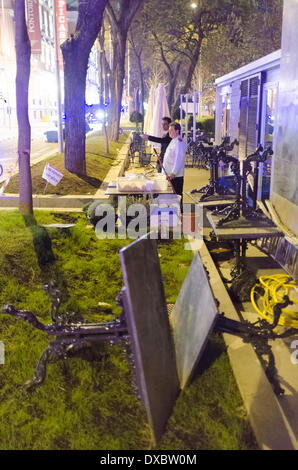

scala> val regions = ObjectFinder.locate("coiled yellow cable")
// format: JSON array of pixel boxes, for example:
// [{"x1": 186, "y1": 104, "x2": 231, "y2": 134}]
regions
[{"x1": 251, "y1": 274, "x2": 298, "y2": 329}]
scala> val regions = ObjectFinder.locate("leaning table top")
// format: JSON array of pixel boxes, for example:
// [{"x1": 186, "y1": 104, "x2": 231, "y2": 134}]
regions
[
  {"x1": 207, "y1": 212, "x2": 283, "y2": 240},
  {"x1": 185, "y1": 192, "x2": 237, "y2": 206}
]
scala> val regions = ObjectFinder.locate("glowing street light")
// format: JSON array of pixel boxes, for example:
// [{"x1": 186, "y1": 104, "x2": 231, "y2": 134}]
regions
[{"x1": 190, "y1": 2, "x2": 197, "y2": 8}]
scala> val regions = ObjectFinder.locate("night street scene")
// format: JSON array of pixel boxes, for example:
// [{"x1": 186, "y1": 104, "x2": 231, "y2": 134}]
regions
[{"x1": 0, "y1": 0, "x2": 298, "y2": 456}]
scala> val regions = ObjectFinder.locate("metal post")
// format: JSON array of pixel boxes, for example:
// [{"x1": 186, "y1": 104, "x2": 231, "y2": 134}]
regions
[
  {"x1": 127, "y1": 41, "x2": 132, "y2": 117},
  {"x1": 252, "y1": 161, "x2": 259, "y2": 210},
  {"x1": 107, "y1": 73, "x2": 111, "y2": 102},
  {"x1": 185, "y1": 93, "x2": 189, "y2": 143},
  {"x1": 198, "y1": 62, "x2": 202, "y2": 119},
  {"x1": 193, "y1": 91, "x2": 197, "y2": 142},
  {"x1": 241, "y1": 160, "x2": 246, "y2": 217},
  {"x1": 180, "y1": 94, "x2": 183, "y2": 136},
  {"x1": 53, "y1": 0, "x2": 63, "y2": 154},
  {"x1": 257, "y1": 162, "x2": 264, "y2": 200},
  {"x1": 103, "y1": 73, "x2": 106, "y2": 104}
]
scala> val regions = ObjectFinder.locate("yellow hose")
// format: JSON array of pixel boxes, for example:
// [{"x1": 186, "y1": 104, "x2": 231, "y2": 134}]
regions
[{"x1": 251, "y1": 274, "x2": 298, "y2": 329}]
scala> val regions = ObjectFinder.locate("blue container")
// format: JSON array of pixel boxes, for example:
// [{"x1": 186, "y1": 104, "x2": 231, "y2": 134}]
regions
[{"x1": 44, "y1": 130, "x2": 58, "y2": 143}]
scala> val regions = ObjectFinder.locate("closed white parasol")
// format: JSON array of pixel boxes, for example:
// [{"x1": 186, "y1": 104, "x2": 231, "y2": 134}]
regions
[
  {"x1": 149, "y1": 83, "x2": 170, "y2": 138},
  {"x1": 144, "y1": 85, "x2": 156, "y2": 135}
]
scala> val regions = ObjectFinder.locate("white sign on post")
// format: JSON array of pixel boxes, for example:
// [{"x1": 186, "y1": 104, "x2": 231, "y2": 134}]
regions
[{"x1": 42, "y1": 163, "x2": 64, "y2": 186}]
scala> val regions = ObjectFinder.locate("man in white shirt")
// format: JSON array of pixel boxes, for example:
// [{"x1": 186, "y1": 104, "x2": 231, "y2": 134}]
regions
[{"x1": 163, "y1": 122, "x2": 187, "y2": 199}]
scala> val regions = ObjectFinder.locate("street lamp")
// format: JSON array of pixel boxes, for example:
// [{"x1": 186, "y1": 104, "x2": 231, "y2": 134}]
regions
[{"x1": 190, "y1": 2, "x2": 197, "y2": 8}]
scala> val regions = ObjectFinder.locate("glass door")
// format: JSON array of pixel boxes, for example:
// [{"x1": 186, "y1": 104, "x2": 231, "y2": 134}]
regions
[
  {"x1": 221, "y1": 93, "x2": 231, "y2": 139},
  {"x1": 258, "y1": 82, "x2": 279, "y2": 199}
]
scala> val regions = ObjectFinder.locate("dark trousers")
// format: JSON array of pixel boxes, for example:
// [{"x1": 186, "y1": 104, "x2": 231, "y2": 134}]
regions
[
  {"x1": 157, "y1": 155, "x2": 164, "y2": 173},
  {"x1": 171, "y1": 176, "x2": 184, "y2": 212}
]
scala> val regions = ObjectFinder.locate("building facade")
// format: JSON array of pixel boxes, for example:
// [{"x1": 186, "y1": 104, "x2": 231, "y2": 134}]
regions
[
  {"x1": 0, "y1": 0, "x2": 17, "y2": 131},
  {"x1": 215, "y1": 36, "x2": 298, "y2": 237},
  {"x1": 0, "y1": 0, "x2": 100, "y2": 132},
  {"x1": 214, "y1": 50, "x2": 281, "y2": 161}
]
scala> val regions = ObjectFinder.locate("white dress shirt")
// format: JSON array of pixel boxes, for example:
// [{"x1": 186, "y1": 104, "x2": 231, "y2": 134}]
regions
[{"x1": 163, "y1": 136, "x2": 187, "y2": 177}]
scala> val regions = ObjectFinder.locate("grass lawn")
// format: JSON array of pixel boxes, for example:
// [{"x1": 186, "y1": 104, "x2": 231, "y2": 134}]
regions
[
  {"x1": 5, "y1": 132, "x2": 129, "y2": 196},
  {"x1": 0, "y1": 210, "x2": 258, "y2": 450}
]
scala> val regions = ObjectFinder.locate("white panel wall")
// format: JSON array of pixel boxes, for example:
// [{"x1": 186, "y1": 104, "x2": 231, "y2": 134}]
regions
[{"x1": 271, "y1": 0, "x2": 298, "y2": 236}]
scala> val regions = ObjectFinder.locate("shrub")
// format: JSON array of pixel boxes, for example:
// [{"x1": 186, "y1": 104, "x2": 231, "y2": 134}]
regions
[
  {"x1": 202, "y1": 117, "x2": 215, "y2": 134},
  {"x1": 83, "y1": 199, "x2": 116, "y2": 226},
  {"x1": 187, "y1": 116, "x2": 215, "y2": 134},
  {"x1": 187, "y1": 115, "x2": 201, "y2": 131}
]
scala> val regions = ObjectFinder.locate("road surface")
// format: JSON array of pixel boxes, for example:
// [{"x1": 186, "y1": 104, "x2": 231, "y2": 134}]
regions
[{"x1": 0, "y1": 125, "x2": 59, "y2": 183}]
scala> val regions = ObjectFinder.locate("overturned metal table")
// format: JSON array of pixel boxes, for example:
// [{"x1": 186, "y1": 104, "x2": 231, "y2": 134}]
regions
[{"x1": 207, "y1": 212, "x2": 283, "y2": 277}]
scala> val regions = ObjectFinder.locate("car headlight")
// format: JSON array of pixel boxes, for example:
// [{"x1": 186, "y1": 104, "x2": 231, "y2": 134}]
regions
[{"x1": 96, "y1": 110, "x2": 104, "y2": 120}]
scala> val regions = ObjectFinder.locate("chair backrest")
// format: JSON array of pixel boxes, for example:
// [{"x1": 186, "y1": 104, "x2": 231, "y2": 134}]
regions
[{"x1": 132, "y1": 132, "x2": 143, "y2": 146}]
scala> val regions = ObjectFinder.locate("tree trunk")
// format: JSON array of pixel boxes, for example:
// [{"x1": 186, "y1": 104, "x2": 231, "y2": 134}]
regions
[
  {"x1": 15, "y1": 0, "x2": 33, "y2": 215},
  {"x1": 136, "y1": 53, "x2": 145, "y2": 131},
  {"x1": 173, "y1": 40, "x2": 203, "y2": 111},
  {"x1": 105, "y1": 0, "x2": 146, "y2": 142},
  {"x1": 61, "y1": 0, "x2": 107, "y2": 175},
  {"x1": 168, "y1": 62, "x2": 181, "y2": 114},
  {"x1": 63, "y1": 46, "x2": 89, "y2": 174},
  {"x1": 108, "y1": 32, "x2": 126, "y2": 142}
]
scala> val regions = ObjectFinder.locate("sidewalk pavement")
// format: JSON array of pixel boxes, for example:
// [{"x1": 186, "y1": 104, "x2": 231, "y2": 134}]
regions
[
  {"x1": 188, "y1": 237, "x2": 298, "y2": 450},
  {"x1": 184, "y1": 167, "x2": 298, "y2": 449}
]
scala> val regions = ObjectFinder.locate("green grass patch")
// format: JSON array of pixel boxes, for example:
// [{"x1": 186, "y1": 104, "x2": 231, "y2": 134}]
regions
[
  {"x1": 6, "y1": 133, "x2": 129, "y2": 196},
  {"x1": 0, "y1": 211, "x2": 257, "y2": 450}
]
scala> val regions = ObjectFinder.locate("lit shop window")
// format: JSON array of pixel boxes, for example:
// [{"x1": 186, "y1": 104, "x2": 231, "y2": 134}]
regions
[{"x1": 264, "y1": 88, "x2": 277, "y2": 149}]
